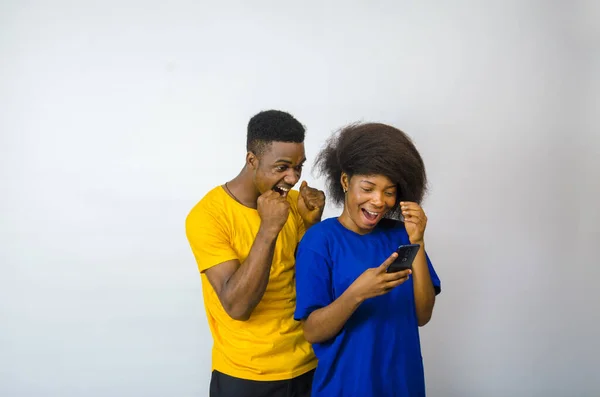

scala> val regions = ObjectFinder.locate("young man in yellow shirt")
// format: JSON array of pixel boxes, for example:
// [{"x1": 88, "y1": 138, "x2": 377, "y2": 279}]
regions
[{"x1": 185, "y1": 110, "x2": 325, "y2": 397}]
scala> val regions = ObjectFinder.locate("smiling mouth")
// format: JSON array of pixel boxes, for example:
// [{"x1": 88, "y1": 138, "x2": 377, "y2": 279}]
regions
[
  {"x1": 273, "y1": 186, "x2": 290, "y2": 197},
  {"x1": 361, "y1": 208, "x2": 381, "y2": 223}
]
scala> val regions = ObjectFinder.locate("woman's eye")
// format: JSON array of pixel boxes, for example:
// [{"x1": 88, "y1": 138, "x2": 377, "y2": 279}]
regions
[
  {"x1": 385, "y1": 191, "x2": 396, "y2": 197},
  {"x1": 361, "y1": 188, "x2": 372, "y2": 193}
]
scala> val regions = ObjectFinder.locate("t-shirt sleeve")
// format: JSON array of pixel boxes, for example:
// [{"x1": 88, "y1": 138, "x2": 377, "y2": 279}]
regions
[
  {"x1": 294, "y1": 235, "x2": 333, "y2": 321},
  {"x1": 425, "y1": 252, "x2": 442, "y2": 295},
  {"x1": 185, "y1": 204, "x2": 239, "y2": 273}
]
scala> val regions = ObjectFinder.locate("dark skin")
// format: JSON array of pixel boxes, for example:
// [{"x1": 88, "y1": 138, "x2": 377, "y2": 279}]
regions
[
  {"x1": 302, "y1": 173, "x2": 435, "y2": 344},
  {"x1": 204, "y1": 141, "x2": 325, "y2": 321}
]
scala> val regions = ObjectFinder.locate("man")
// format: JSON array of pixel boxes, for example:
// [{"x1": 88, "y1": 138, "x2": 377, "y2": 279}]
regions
[{"x1": 185, "y1": 110, "x2": 326, "y2": 397}]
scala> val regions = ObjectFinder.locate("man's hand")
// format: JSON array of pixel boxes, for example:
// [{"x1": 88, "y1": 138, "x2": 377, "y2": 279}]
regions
[
  {"x1": 297, "y1": 181, "x2": 325, "y2": 227},
  {"x1": 257, "y1": 190, "x2": 290, "y2": 234},
  {"x1": 400, "y1": 201, "x2": 427, "y2": 244}
]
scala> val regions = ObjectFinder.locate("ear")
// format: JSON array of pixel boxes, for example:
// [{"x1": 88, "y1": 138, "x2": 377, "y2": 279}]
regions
[
  {"x1": 340, "y1": 172, "x2": 349, "y2": 193},
  {"x1": 246, "y1": 151, "x2": 258, "y2": 170}
]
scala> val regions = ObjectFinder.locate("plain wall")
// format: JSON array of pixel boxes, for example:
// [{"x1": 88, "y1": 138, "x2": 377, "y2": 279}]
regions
[{"x1": 1, "y1": 1, "x2": 598, "y2": 396}]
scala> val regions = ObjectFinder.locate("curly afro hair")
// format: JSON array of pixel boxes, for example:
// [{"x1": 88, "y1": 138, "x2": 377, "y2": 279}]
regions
[{"x1": 314, "y1": 122, "x2": 428, "y2": 219}]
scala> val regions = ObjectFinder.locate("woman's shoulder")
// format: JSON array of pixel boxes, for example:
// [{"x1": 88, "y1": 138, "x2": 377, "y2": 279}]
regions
[
  {"x1": 302, "y1": 217, "x2": 339, "y2": 239},
  {"x1": 298, "y1": 218, "x2": 339, "y2": 249},
  {"x1": 296, "y1": 218, "x2": 340, "y2": 262}
]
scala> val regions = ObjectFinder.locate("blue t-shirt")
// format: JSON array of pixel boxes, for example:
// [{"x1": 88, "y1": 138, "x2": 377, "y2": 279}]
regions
[{"x1": 294, "y1": 217, "x2": 441, "y2": 397}]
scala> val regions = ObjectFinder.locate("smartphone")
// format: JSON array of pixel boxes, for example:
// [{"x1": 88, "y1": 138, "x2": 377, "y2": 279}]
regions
[{"x1": 387, "y1": 244, "x2": 421, "y2": 273}]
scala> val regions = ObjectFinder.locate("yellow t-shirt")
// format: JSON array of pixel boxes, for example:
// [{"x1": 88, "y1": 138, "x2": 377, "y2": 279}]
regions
[{"x1": 185, "y1": 186, "x2": 317, "y2": 381}]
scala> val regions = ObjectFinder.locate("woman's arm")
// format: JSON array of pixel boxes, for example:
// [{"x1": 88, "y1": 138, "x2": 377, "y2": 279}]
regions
[
  {"x1": 302, "y1": 287, "x2": 362, "y2": 344},
  {"x1": 400, "y1": 201, "x2": 437, "y2": 326},
  {"x1": 411, "y1": 241, "x2": 436, "y2": 326},
  {"x1": 302, "y1": 253, "x2": 411, "y2": 344}
]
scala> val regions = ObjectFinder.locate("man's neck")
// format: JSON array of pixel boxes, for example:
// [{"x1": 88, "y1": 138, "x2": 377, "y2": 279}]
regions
[{"x1": 225, "y1": 169, "x2": 260, "y2": 209}]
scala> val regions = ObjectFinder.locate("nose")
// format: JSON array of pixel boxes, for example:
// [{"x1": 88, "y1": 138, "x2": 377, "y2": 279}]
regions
[
  {"x1": 284, "y1": 168, "x2": 301, "y2": 186},
  {"x1": 371, "y1": 192, "x2": 384, "y2": 208}
]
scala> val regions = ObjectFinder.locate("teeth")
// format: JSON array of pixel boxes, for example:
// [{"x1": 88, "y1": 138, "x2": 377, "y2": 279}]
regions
[
  {"x1": 279, "y1": 187, "x2": 289, "y2": 191},
  {"x1": 365, "y1": 210, "x2": 378, "y2": 216}
]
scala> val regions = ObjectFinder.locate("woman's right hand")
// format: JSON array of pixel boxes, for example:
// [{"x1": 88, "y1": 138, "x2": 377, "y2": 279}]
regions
[{"x1": 349, "y1": 252, "x2": 412, "y2": 302}]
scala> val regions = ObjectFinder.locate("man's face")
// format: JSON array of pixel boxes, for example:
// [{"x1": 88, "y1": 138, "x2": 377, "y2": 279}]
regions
[{"x1": 249, "y1": 141, "x2": 306, "y2": 198}]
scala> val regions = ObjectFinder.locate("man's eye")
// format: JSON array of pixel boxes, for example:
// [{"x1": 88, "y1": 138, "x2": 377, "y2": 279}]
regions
[{"x1": 276, "y1": 166, "x2": 287, "y2": 172}]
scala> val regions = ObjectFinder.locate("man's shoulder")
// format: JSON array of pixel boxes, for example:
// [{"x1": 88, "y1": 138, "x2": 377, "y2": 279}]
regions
[
  {"x1": 186, "y1": 186, "x2": 227, "y2": 224},
  {"x1": 285, "y1": 190, "x2": 303, "y2": 224},
  {"x1": 286, "y1": 189, "x2": 300, "y2": 208}
]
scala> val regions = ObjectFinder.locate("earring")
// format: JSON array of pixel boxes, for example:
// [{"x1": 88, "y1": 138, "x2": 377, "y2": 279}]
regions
[{"x1": 343, "y1": 188, "x2": 347, "y2": 193}]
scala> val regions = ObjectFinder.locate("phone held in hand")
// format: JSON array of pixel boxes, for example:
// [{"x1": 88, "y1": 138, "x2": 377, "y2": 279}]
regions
[{"x1": 387, "y1": 244, "x2": 421, "y2": 273}]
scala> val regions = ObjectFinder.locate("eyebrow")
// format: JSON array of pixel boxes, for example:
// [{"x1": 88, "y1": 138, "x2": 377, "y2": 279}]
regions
[
  {"x1": 275, "y1": 158, "x2": 306, "y2": 165},
  {"x1": 361, "y1": 180, "x2": 397, "y2": 189}
]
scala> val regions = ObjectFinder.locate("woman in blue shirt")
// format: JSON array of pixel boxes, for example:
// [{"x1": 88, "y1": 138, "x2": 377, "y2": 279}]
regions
[{"x1": 294, "y1": 122, "x2": 441, "y2": 397}]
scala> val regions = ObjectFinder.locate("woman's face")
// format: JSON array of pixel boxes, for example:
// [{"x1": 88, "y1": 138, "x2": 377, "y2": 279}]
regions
[{"x1": 339, "y1": 173, "x2": 397, "y2": 234}]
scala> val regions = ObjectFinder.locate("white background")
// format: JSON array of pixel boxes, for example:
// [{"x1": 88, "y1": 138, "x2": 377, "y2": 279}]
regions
[{"x1": 1, "y1": 1, "x2": 599, "y2": 396}]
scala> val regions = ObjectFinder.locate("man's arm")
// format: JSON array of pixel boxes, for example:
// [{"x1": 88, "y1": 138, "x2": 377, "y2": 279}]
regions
[
  {"x1": 204, "y1": 226, "x2": 279, "y2": 321},
  {"x1": 201, "y1": 190, "x2": 290, "y2": 321}
]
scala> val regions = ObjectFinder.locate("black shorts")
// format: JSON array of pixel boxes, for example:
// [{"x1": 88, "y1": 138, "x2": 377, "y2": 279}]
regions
[{"x1": 209, "y1": 369, "x2": 315, "y2": 397}]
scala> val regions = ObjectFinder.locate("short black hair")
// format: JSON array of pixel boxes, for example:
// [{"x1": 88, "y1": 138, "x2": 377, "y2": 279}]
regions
[
  {"x1": 314, "y1": 122, "x2": 428, "y2": 219},
  {"x1": 247, "y1": 110, "x2": 306, "y2": 156}
]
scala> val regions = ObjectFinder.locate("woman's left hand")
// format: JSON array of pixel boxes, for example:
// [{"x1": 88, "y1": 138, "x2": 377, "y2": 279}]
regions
[{"x1": 400, "y1": 201, "x2": 427, "y2": 244}]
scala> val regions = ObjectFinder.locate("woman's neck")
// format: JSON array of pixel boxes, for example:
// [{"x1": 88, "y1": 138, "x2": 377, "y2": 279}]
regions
[{"x1": 338, "y1": 208, "x2": 371, "y2": 235}]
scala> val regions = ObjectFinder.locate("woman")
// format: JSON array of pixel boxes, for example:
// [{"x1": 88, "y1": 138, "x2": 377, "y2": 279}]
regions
[{"x1": 294, "y1": 122, "x2": 441, "y2": 396}]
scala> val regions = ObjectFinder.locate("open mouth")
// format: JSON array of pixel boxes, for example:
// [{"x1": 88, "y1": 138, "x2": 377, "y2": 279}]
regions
[
  {"x1": 361, "y1": 208, "x2": 381, "y2": 225},
  {"x1": 273, "y1": 186, "x2": 290, "y2": 197}
]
